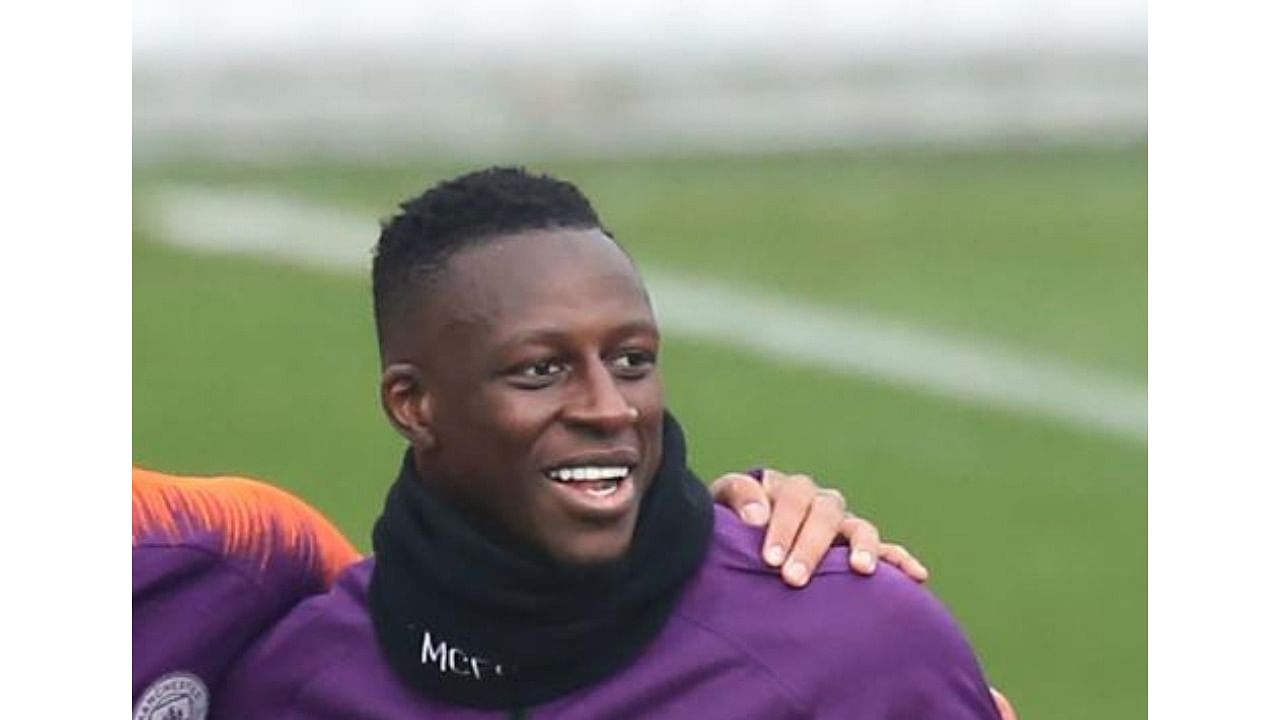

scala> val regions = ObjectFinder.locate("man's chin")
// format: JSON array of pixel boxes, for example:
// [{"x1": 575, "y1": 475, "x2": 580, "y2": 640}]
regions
[{"x1": 543, "y1": 522, "x2": 637, "y2": 567}]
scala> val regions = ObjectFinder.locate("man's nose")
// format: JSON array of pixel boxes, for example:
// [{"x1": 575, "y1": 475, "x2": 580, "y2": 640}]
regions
[{"x1": 563, "y1": 360, "x2": 634, "y2": 432}]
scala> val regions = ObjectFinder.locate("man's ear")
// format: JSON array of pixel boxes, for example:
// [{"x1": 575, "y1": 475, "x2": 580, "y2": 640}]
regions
[{"x1": 381, "y1": 363, "x2": 436, "y2": 449}]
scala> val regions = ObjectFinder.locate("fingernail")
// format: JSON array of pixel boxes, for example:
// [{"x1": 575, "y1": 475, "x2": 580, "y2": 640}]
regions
[
  {"x1": 851, "y1": 548, "x2": 876, "y2": 573},
  {"x1": 765, "y1": 544, "x2": 786, "y2": 566},
  {"x1": 740, "y1": 502, "x2": 768, "y2": 526},
  {"x1": 783, "y1": 560, "x2": 809, "y2": 585}
]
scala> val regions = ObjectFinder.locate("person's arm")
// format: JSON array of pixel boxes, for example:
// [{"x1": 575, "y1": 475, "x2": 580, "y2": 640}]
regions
[{"x1": 132, "y1": 467, "x2": 361, "y2": 709}]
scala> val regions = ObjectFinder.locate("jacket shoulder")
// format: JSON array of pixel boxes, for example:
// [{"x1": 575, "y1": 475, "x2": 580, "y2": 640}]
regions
[{"x1": 680, "y1": 508, "x2": 1002, "y2": 719}]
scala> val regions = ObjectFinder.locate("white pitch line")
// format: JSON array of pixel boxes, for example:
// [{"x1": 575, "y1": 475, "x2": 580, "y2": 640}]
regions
[{"x1": 143, "y1": 185, "x2": 1147, "y2": 442}]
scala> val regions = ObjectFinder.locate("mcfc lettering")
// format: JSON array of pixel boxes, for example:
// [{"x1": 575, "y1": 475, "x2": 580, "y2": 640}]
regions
[{"x1": 421, "y1": 630, "x2": 504, "y2": 681}]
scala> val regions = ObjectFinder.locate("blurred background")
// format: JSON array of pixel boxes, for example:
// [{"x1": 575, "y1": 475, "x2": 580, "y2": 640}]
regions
[{"x1": 133, "y1": 2, "x2": 1147, "y2": 718}]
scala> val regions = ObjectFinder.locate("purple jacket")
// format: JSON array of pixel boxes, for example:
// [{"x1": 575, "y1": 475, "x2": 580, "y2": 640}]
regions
[
  {"x1": 132, "y1": 468, "x2": 358, "y2": 713},
  {"x1": 217, "y1": 506, "x2": 1001, "y2": 719}
]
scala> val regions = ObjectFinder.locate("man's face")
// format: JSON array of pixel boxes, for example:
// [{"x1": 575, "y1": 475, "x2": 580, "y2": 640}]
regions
[{"x1": 402, "y1": 228, "x2": 664, "y2": 565}]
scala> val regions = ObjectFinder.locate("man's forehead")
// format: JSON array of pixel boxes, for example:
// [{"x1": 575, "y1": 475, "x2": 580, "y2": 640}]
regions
[{"x1": 421, "y1": 227, "x2": 652, "y2": 341}]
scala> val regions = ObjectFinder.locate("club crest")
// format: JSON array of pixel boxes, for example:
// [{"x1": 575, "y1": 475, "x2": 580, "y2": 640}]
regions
[{"x1": 133, "y1": 671, "x2": 209, "y2": 720}]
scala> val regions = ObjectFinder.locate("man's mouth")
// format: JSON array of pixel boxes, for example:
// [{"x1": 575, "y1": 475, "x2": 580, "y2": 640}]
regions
[{"x1": 543, "y1": 464, "x2": 633, "y2": 498}]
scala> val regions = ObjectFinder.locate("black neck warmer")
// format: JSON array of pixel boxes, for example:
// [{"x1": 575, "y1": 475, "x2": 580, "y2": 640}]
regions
[{"x1": 369, "y1": 413, "x2": 713, "y2": 710}]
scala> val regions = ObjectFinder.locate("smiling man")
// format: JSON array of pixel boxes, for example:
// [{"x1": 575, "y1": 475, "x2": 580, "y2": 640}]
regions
[
  {"x1": 217, "y1": 167, "x2": 1004, "y2": 719},
  {"x1": 375, "y1": 220, "x2": 668, "y2": 568}
]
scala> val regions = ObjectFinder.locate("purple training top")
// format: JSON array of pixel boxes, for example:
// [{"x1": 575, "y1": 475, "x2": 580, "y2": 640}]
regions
[{"x1": 217, "y1": 506, "x2": 1002, "y2": 719}]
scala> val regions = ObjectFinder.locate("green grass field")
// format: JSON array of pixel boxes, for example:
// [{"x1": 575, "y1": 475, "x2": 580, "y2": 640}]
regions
[{"x1": 134, "y1": 146, "x2": 1147, "y2": 719}]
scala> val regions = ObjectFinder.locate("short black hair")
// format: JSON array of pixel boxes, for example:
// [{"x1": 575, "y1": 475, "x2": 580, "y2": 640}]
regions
[{"x1": 372, "y1": 166, "x2": 607, "y2": 353}]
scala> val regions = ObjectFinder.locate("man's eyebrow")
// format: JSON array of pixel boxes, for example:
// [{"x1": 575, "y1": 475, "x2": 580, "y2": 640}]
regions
[
  {"x1": 609, "y1": 319, "x2": 661, "y2": 342},
  {"x1": 438, "y1": 313, "x2": 491, "y2": 341},
  {"x1": 495, "y1": 320, "x2": 660, "y2": 352}
]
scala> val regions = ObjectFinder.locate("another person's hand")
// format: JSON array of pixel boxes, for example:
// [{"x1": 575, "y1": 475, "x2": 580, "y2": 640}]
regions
[{"x1": 708, "y1": 469, "x2": 929, "y2": 588}]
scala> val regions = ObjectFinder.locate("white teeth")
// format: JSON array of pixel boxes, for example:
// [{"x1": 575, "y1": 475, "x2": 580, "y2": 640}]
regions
[{"x1": 547, "y1": 466, "x2": 630, "y2": 482}]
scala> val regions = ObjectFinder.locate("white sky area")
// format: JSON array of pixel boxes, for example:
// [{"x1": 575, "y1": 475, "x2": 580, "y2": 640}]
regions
[{"x1": 134, "y1": 0, "x2": 1146, "y2": 64}]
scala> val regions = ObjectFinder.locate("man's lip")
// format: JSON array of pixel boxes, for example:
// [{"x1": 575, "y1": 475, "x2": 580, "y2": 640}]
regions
[
  {"x1": 541, "y1": 448, "x2": 641, "y2": 473},
  {"x1": 545, "y1": 472, "x2": 638, "y2": 519}
]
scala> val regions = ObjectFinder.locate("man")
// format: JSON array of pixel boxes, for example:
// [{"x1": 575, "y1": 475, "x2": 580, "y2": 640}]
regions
[{"x1": 216, "y1": 167, "x2": 1007, "y2": 718}]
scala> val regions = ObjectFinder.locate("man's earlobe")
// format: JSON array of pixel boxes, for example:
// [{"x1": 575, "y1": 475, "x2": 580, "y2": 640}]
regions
[{"x1": 380, "y1": 364, "x2": 435, "y2": 448}]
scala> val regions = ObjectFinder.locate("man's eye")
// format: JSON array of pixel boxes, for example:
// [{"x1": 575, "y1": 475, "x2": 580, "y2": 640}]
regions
[
  {"x1": 517, "y1": 360, "x2": 565, "y2": 380},
  {"x1": 522, "y1": 360, "x2": 561, "y2": 377},
  {"x1": 610, "y1": 350, "x2": 656, "y2": 375}
]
